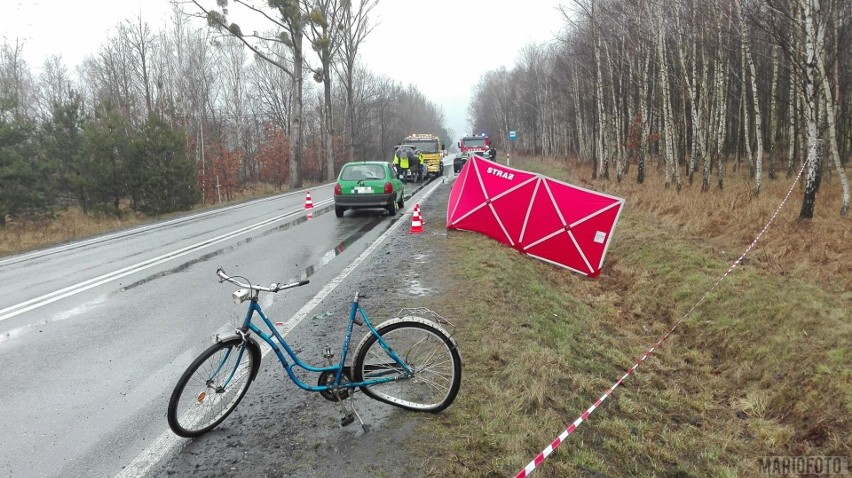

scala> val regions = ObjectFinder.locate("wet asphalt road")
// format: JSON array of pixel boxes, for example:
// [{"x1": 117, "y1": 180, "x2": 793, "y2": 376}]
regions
[{"x1": 0, "y1": 157, "x2": 458, "y2": 478}]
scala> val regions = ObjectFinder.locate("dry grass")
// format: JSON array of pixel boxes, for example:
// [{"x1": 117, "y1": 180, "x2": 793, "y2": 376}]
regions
[
  {"x1": 0, "y1": 182, "x2": 286, "y2": 257},
  {"x1": 0, "y1": 208, "x2": 149, "y2": 256},
  {"x1": 412, "y1": 156, "x2": 851, "y2": 477},
  {"x1": 5, "y1": 160, "x2": 848, "y2": 476},
  {"x1": 532, "y1": 157, "x2": 852, "y2": 294}
]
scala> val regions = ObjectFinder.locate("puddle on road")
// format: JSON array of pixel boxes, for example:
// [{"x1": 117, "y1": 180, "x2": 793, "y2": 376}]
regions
[
  {"x1": 405, "y1": 278, "x2": 429, "y2": 296},
  {"x1": 121, "y1": 208, "x2": 393, "y2": 291},
  {"x1": 116, "y1": 176, "x2": 447, "y2": 291},
  {"x1": 299, "y1": 220, "x2": 382, "y2": 280}
]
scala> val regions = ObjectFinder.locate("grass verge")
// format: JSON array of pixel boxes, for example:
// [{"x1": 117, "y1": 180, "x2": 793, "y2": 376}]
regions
[
  {"x1": 412, "y1": 156, "x2": 850, "y2": 477},
  {"x1": 0, "y1": 182, "x2": 287, "y2": 257}
]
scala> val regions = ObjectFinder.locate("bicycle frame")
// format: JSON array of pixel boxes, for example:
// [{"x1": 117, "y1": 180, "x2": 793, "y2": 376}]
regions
[{"x1": 237, "y1": 292, "x2": 413, "y2": 394}]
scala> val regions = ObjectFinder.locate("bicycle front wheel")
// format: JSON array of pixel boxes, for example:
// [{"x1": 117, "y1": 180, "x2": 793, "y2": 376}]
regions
[
  {"x1": 353, "y1": 320, "x2": 461, "y2": 412},
  {"x1": 167, "y1": 338, "x2": 259, "y2": 437}
]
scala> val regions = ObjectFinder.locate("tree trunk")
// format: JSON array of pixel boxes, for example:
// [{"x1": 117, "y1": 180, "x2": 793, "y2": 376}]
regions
[
  {"x1": 572, "y1": 67, "x2": 588, "y2": 164},
  {"x1": 657, "y1": 10, "x2": 679, "y2": 190},
  {"x1": 716, "y1": 42, "x2": 728, "y2": 191},
  {"x1": 738, "y1": 0, "x2": 763, "y2": 196},
  {"x1": 289, "y1": 29, "x2": 304, "y2": 189},
  {"x1": 604, "y1": 39, "x2": 624, "y2": 182},
  {"x1": 741, "y1": 48, "x2": 753, "y2": 177},
  {"x1": 815, "y1": 27, "x2": 850, "y2": 216},
  {"x1": 346, "y1": 68, "x2": 355, "y2": 163},
  {"x1": 324, "y1": 72, "x2": 334, "y2": 181},
  {"x1": 675, "y1": 7, "x2": 705, "y2": 186},
  {"x1": 798, "y1": 0, "x2": 822, "y2": 220},
  {"x1": 638, "y1": 47, "x2": 651, "y2": 185},
  {"x1": 705, "y1": 20, "x2": 723, "y2": 191},
  {"x1": 768, "y1": 44, "x2": 780, "y2": 180},
  {"x1": 595, "y1": 32, "x2": 609, "y2": 180},
  {"x1": 787, "y1": 37, "x2": 798, "y2": 179}
]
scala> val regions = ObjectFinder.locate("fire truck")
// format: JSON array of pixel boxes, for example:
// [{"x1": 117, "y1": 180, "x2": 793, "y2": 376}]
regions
[
  {"x1": 458, "y1": 133, "x2": 490, "y2": 154},
  {"x1": 400, "y1": 133, "x2": 445, "y2": 180}
]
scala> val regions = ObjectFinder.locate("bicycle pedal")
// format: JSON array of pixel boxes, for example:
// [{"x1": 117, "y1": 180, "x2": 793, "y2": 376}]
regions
[{"x1": 340, "y1": 413, "x2": 355, "y2": 427}]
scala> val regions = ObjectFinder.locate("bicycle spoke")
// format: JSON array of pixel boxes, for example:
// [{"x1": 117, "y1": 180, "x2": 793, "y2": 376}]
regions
[
  {"x1": 168, "y1": 339, "x2": 257, "y2": 437},
  {"x1": 354, "y1": 321, "x2": 461, "y2": 412}
]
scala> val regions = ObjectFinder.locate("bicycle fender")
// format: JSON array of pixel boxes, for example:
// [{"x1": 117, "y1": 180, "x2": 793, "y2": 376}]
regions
[
  {"x1": 217, "y1": 333, "x2": 263, "y2": 381},
  {"x1": 354, "y1": 316, "x2": 463, "y2": 367}
]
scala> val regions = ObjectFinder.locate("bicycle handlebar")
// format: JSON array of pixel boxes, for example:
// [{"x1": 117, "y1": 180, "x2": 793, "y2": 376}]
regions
[{"x1": 216, "y1": 266, "x2": 309, "y2": 293}]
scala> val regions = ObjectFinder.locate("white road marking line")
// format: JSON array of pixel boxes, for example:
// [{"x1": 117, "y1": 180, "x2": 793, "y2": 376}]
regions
[
  {"x1": 0, "y1": 200, "x2": 329, "y2": 323},
  {"x1": 114, "y1": 182, "x2": 443, "y2": 478},
  {"x1": 0, "y1": 188, "x2": 331, "y2": 267}
]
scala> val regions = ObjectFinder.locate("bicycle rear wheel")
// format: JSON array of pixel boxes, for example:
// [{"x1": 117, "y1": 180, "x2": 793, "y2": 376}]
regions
[
  {"x1": 167, "y1": 337, "x2": 259, "y2": 437},
  {"x1": 353, "y1": 319, "x2": 461, "y2": 412}
]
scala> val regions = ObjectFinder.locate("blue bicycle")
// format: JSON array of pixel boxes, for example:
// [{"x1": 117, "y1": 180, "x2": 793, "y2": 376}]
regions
[{"x1": 167, "y1": 267, "x2": 462, "y2": 437}]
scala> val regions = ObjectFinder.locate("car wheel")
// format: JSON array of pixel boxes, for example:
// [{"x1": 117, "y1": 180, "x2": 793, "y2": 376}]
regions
[
  {"x1": 397, "y1": 193, "x2": 404, "y2": 209},
  {"x1": 386, "y1": 200, "x2": 397, "y2": 216},
  {"x1": 335, "y1": 206, "x2": 345, "y2": 218}
]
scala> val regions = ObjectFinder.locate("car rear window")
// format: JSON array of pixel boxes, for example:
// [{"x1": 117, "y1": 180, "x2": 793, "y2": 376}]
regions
[{"x1": 341, "y1": 164, "x2": 386, "y2": 181}]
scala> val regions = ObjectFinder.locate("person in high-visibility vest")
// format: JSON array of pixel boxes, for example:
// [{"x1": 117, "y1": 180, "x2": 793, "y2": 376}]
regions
[
  {"x1": 417, "y1": 151, "x2": 427, "y2": 181},
  {"x1": 393, "y1": 146, "x2": 411, "y2": 179}
]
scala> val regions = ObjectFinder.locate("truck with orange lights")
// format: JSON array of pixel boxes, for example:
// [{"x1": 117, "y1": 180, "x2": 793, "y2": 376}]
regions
[{"x1": 399, "y1": 133, "x2": 445, "y2": 180}]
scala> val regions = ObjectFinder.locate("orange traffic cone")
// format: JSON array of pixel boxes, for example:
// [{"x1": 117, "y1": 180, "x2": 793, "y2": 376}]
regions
[
  {"x1": 409, "y1": 207, "x2": 424, "y2": 234},
  {"x1": 305, "y1": 191, "x2": 314, "y2": 219},
  {"x1": 414, "y1": 203, "x2": 425, "y2": 224}
]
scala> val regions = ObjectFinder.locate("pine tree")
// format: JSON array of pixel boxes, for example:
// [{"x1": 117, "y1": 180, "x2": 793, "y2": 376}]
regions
[
  {"x1": 81, "y1": 101, "x2": 131, "y2": 214},
  {"x1": 128, "y1": 114, "x2": 198, "y2": 215},
  {"x1": 41, "y1": 91, "x2": 85, "y2": 208},
  {"x1": 0, "y1": 118, "x2": 51, "y2": 226}
]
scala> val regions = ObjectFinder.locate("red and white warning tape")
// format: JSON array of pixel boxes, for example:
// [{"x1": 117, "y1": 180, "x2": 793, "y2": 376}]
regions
[{"x1": 515, "y1": 162, "x2": 808, "y2": 478}]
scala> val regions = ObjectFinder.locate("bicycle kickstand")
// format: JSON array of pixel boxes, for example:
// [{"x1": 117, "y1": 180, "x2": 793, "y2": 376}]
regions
[
  {"x1": 334, "y1": 390, "x2": 370, "y2": 433},
  {"x1": 348, "y1": 400, "x2": 370, "y2": 433}
]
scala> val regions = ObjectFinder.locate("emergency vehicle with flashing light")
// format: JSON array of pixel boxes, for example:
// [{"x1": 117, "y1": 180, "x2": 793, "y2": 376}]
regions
[
  {"x1": 458, "y1": 133, "x2": 490, "y2": 155},
  {"x1": 400, "y1": 133, "x2": 445, "y2": 180}
]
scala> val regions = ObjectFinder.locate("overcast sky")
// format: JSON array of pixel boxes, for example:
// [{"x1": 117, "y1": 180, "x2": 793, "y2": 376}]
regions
[{"x1": 2, "y1": 0, "x2": 566, "y2": 139}]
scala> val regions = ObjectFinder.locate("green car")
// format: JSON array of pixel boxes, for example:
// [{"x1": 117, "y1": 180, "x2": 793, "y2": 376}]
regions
[{"x1": 334, "y1": 161, "x2": 405, "y2": 217}]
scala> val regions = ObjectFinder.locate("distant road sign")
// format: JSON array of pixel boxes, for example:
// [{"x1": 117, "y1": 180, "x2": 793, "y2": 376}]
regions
[{"x1": 509, "y1": 130, "x2": 517, "y2": 141}]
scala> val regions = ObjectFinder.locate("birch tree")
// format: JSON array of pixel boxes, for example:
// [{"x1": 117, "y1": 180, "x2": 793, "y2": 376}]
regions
[
  {"x1": 593, "y1": 10, "x2": 609, "y2": 179},
  {"x1": 673, "y1": 0, "x2": 711, "y2": 187},
  {"x1": 813, "y1": 3, "x2": 850, "y2": 215},
  {"x1": 656, "y1": 1, "x2": 680, "y2": 190},
  {"x1": 736, "y1": 0, "x2": 765, "y2": 196},
  {"x1": 797, "y1": 0, "x2": 823, "y2": 219}
]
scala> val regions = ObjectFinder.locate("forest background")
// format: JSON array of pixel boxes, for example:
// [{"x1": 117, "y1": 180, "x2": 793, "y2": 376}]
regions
[
  {"x1": 0, "y1": 2, "x2": 849, "y2": 474},
  {"x1": 0, "y1": 0, "x2": 849, "y2": 239}
]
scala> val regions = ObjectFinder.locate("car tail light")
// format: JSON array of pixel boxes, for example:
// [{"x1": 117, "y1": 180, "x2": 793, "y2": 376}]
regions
[
  {"x1": 384, "y1": 182, "x2": 393, "y2": 194},
  {"x1": 334, "y1": 183, "x2": 342, "y2": 195}
]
